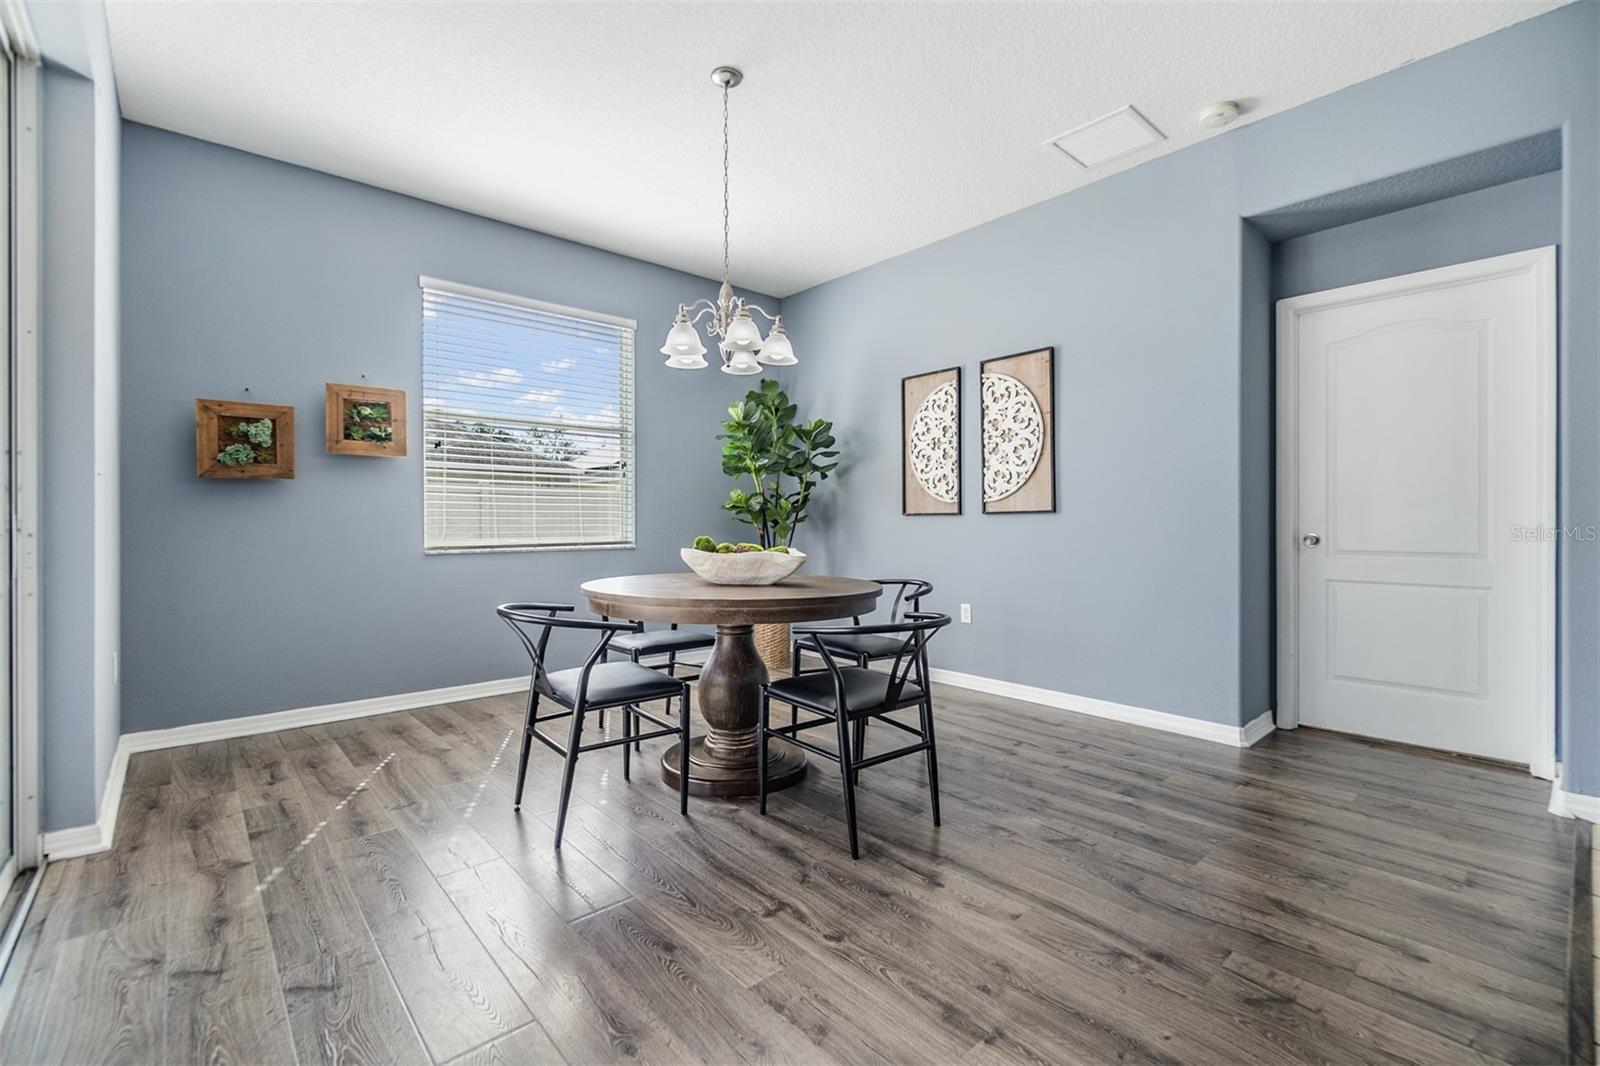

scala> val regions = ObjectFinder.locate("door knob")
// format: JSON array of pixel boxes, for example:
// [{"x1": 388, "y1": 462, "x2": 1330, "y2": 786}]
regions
[{"x1": 1302, "y1": 533, "x2": 1321, "y2": 547}]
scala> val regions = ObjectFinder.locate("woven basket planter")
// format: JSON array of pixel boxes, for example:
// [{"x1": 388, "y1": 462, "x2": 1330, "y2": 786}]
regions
[{"x1": 755, "y1": 622, "x2": 792, "y2": 677}]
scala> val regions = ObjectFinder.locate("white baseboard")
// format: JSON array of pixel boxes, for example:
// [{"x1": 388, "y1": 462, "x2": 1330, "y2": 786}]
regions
[
  {"x1": 1548, "y1": 766, "x2": 1600, "y2": 823},
  {"x1": 117, "y1": 675, "x2": 528, "y2": 755},
  {"x1": 69, "y1": 664, "x2": 1586, "y2": 855},
  {"x1": 40, "y1": 675, "x2": 528, "y2": 859},
  {"x1": 927, "y1": 667, "x2": 1276, "y2": 748},
  {"x1": 1239, "y1": 709, "x2": 1277, "y2": 747},
  {"x1": 41, "y1": 735, "x2": 130, "y2": 860}
]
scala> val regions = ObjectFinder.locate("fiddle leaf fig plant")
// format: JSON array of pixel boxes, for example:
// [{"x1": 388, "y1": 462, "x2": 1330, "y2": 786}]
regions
[{"x1": 717, "y1": 378, "x2": 838, "y2": 548}]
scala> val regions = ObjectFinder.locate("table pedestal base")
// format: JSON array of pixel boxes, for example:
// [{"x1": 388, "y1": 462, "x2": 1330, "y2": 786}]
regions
[
  {"x1": 661, "y1": 737, "x2": 806, "y2": 797},
  {"x1": 659, "y1": 622, "x2": 807, "y2": 797}
]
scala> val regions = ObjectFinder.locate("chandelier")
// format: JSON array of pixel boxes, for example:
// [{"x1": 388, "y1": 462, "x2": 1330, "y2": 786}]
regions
[{"x1": 660, "y1": 66, "x2": 795, "y2": 375}]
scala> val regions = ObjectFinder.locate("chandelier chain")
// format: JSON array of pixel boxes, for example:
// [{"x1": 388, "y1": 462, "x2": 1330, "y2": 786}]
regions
[{"x1": 721, "y1": 84, "x2": 730, "y2": 283}]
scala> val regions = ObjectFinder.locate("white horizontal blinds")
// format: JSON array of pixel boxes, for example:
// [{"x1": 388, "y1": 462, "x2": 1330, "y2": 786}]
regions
[{"x1": 422, "y1": 280, "x2": 635, "y2": 551}]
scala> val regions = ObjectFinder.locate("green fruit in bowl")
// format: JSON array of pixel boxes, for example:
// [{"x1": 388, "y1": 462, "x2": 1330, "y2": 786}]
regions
[
  {"x1": 767, "y1": 546, "x2": 789, "y2": 553},
  {"x1": 691, "y1": 535, "x2": 717, "y2": 552},
  {"x1": 734, "y1": 543, "x2": 763, "y2": 553},
  {"x1": 715, "y1": 542, "x2": 735, "y2": 554}
]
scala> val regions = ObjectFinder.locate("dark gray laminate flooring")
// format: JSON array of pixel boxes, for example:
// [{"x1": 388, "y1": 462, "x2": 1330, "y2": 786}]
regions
[{"x1": 0, "y1": 683, "x2": 1576, "y2": 1064}]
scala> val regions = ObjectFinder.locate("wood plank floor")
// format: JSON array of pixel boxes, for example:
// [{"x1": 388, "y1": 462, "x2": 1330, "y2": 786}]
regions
[{"x1": 0, "y1": 684, "x2": 1576, "y2": 1065}]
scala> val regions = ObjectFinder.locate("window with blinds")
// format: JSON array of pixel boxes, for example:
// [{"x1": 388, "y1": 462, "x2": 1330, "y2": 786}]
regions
[{"x1": 421, "y1": 277, "x2": 635, "y2": 552}]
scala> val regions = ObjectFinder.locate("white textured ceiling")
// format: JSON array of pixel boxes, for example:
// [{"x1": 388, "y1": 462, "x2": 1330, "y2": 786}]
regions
[{"x1": 104, "y1": 0, "x2": 1569, "y2": 297}]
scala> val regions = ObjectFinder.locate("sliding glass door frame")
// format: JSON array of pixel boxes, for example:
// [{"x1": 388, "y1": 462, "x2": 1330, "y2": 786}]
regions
[{"x1": 2, "y1": 1, "x2": 43, "y2": 881}]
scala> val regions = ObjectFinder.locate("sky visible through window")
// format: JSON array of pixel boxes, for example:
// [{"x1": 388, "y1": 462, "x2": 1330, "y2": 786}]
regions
[
  {"x1": 422, "y1": 285, "x2": 634, "y2": 550},
  {"x1": 422, "y1": 291, "x2": 625, "y2": 466}
]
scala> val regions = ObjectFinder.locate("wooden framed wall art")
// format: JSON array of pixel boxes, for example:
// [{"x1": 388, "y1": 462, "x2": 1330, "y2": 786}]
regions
[
  {"x1": 902, "y1": 366, "x2": 962, "y2": 515},
  {"x1": 980, "y1": 347, "x2": 1054, "y2": 514},
  {"x1": 195, "y1": 399, "x2": 296, "y2": 479},
  {"x1": 325, "y1": 382, "x2": 407, "y2": 457}
]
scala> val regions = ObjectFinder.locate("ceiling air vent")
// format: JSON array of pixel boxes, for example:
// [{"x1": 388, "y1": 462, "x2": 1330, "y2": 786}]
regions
[{"x1": 1047, "y1": 105, "x2": 1165, "y2": 169}]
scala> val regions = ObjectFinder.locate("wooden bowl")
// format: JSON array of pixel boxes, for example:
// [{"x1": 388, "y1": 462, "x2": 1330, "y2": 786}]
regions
[{"x1": 680, "y1": 547, "x2": 807, "y2": 586}]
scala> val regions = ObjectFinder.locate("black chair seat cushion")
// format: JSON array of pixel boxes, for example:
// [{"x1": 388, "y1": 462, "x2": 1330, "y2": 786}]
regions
[
  {"x1": 767, "y1": 667, "x2": 925, "y2": 716},
  {"x1": 609, "y1": 629, "x2": 715, "y2": 656},
  {"x1": 794, "y1": 630, "x2": 912, "y2": 662},
  {"x1": 546, "y1": 662, "x2": 685, "y2": 710}
]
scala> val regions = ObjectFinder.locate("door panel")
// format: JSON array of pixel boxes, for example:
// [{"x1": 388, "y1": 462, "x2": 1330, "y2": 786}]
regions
[
  {"x1": 1327, "y1": 581, "x2": 1485, "y2": 696},
  {"x1": 1285, "y1": 251, "x2": 1551, "y2": 765},
  {"x1": 1329, "y1": 322, "x2": 1485, "y2": 557}
]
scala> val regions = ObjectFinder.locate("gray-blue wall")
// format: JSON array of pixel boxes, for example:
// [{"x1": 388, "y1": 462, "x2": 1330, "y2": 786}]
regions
[
  {"x1": 1273, "y1": 171, "x2": 1562, "y2": 299},
  {"x1": 1239, "y1": 222, "x2": 1272, "y2": 725},
  {"x1": 781, "y1": 3, "x2": 1600, "y2": 793},
  {"x1": 41, "y1": 67, "x2": 98, "y2": 830},
  {"x1": 119, "y1": 123, "x2": 768, "y2": 736},
  {"x1": 38, "y1": 18, "x2": 122, "y2": 835},
  {"x1": 786, "y1": 140, "x2": 1260, "y2": 727}
]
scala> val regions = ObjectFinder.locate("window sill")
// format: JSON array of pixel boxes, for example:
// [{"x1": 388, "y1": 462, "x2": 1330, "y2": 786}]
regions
[{"x1": 425, "y1": 542, "x2": 637, "y2": 556}]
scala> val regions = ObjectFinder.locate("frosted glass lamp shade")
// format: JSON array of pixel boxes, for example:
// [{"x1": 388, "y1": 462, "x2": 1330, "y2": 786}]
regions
[
  {"x1": 660, "y1": 318, "x2": 707, "y2": 359},
  {"x1": 756, "y1": 323, "x2": 796, "y2": 365},
  {"x1": 721, "y1": 347, "x2": 763, "y2": 375},
  {"x1": 665, "y1": 351, "x2": 709, "y2": 369},
  {"x1": 722, "y1": 310, "x2": 764, "y2": 352}
]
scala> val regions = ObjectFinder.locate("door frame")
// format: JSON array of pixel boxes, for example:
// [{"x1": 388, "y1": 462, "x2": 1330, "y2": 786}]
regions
[
  {"x1": 4, "y1": 21, "x2": 39, "y2": 869},
  {"x1": 1274, "y1": 246, "x2": 1556, "y2": 779}
]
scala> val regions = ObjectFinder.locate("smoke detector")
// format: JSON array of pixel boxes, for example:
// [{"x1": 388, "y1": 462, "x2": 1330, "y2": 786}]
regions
[{"x1": 1198, "y1": 101, "x2": 1241, "y2": 129}]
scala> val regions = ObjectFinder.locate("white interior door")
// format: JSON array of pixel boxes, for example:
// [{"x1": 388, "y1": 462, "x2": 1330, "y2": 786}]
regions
[{"x1": 1278, "y1": 248, "x2": 1554, "y2": 769}]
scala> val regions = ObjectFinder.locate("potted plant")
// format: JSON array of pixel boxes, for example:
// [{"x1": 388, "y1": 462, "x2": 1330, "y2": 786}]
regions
[
  {"x1": 719, "y1": 379, "x2": 838, "y2": 548},
  {"x1": 195, "y1": 399, "x2": 296, "y2": 479},
  {"x1": 716, "y1": 379, "x2": 838, "y2": 671}
]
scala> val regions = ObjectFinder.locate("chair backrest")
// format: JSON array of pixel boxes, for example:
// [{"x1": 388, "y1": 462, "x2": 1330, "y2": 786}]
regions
[
  {"x1": 496, "y1": 602, "x2": 636, "y2": 699},
  {"x1": 854, "y1": 578, "x2": 933, "y2": 625},
  {"x1": 797, "y1": 612, "x2": 951, "y2": 706}
]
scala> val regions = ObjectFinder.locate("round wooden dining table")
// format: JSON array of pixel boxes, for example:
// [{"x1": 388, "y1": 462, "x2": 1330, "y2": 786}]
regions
[{"x1": 581, "y1": 573, "x2": 881, "y2": 797}]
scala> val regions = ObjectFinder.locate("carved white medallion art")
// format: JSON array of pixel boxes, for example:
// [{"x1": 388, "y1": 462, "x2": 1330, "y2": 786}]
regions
[
  {"x1": 981, "y1": 372, "x2": 1044, "y2": 502},
  {"x1": 907, "y1": 381, "x2": 960, "y2": 503}
]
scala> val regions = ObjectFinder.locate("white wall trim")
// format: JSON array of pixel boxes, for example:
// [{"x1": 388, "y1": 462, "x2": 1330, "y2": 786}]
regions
[
  {"x1": 928, "y1": 668, "x2": 1276, "y2": 748},
  {"x1": 0, "y1": 0, "x2": 39, "y2": 63},
  {"x1": 1551, "y1": 791, "x2": 1600, "y2": 824},
  {"x1": 41, "y1": 674, "x2": 529, "y2": 858},
  {"x1": 45, "y1": 657, "x2": 1587, "y2": 857},
  {"x1": 1239, "y1": 708, "x2": 1277, "y2": 747},
  {"x1": 10, "y1": 55, "x2": 40, "y2": 870},
  {"x1": 1548, "y1": 766, "x2": 1600, "y2": 824},
  {"x1": 41, "y1": 666, "x2": 1268, "y2": 857},
  {"x1": 40, "y1": 731, "x2": 126, "y2": 860},
  {"x1": 120, "y1": 675, "x2": 529, "y2": 754},
  {"x1": 1274, "y1": 247, "x2": 1557, "y2": 780}
]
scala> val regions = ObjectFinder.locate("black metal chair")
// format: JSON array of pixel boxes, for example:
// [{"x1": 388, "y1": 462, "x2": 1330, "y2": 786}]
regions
[
  {"x1": 791, "y1": 579, "x2": 933, "y2": 674},
  {"x1": 605, "y1": 621, "x2": 714, "y2": 679},
  {"x1": 759, "y1": 612, "x2": 951, "y2": 859},
  {"x1": 599, "y1": 620, "x2": 714, "y2": 742},
  {"x1": 789, "y1": 578, "x2": 934, "y2": 758},
  {"x1": 498, "y1": 603, "x2": 691, "y2": 847}
]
